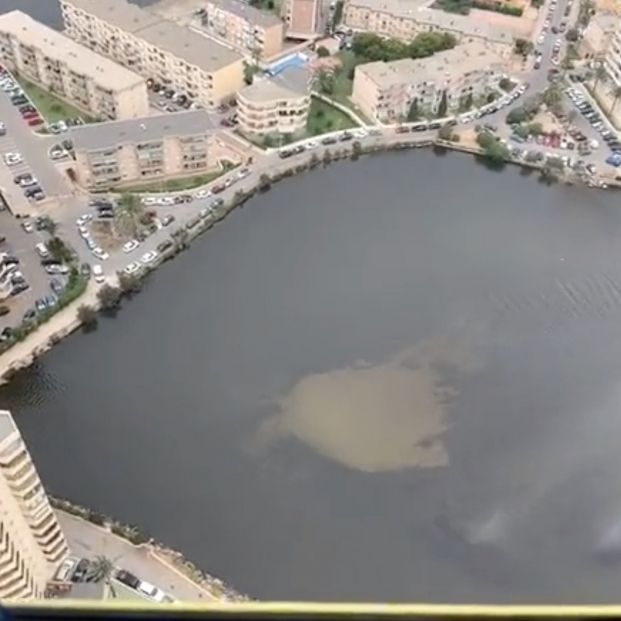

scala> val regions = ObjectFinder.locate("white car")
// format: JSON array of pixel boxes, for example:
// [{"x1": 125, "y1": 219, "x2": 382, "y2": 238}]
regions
[
  {"x1": 50, "y1": 148, "x2": 67, "y2": 160},
  {"x1": 354, "y1": 129, "x2": 368, "y2": 138},
  {"x1": 122, "y1": 239, "x2": 139, "y2": 253},
  {"x1": 45, "y1": 264, "x2": 69, "y2": 275},
  {"x1": 0, "y1": 81, "x2": 16, "y2": 92},
  {"x1": 158, "y1": 196, "x2": 175, "y2": 206},
  {"x1": 537, "y1": 35, "x2": 545, "y2": 44},
  {"x1": 21, "y1": 220, "x2": 33, "y2": 233},
  {"x1": 138, "y1": 581, "x2": 167, "y2": 603},
  {"x1": 124, "y1": 261, "x2": 141, "y2": 275},
  {"x1": 78, "y1": 225, "x2": 90, "y2": 238},
  {"x1": 76, "y1": 214, "x2": 92, "y2": 226},
  {"x1": 199, "y1": 207, "x2": 212, "y2": 218},
  {"x1": 236, "y1": 167, "x2": 251, "y2": 179},
  {"x1": 4, "y1": 152, "x2": 22, "y2": 166},
  {"x1": 141, "y1": 196, "x2": 160, "y2": 206},
  {"x1": 92, "y1": 263, "x2": 105, "y2": 283},
  {"x1": 193, "y1": 188, "x2": 212, "y2": 200},
  {"x1": 140, "y1": 250, "x2": 158, "y2": 265},
  {"x1": 304, "y1": 140, "x2": 318, "y2": 150},
  {"x1": 92, "y1": 247, "x2": 109, "y2": 261}
]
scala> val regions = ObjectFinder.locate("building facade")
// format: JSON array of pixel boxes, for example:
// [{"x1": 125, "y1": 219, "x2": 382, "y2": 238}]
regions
[
  {"x1": 343, "y1": 0, "x2": 515, "y2": 58},
  {"x1": 581, "y1": 14, "x2": 618, "y2": 59},
  {"x1": 352, "y1": 42, "x2": 503, "y2": 122},
  {"x1": 605, "y1": 22, "x2": 621, "y2": 86},
  {"x1": 0, "y1": 11, "x2": 148, "y2": 121},
  {"x1": 237, "y1": 67, "x2": 310, "y2": 135},
  {"x1": 283, "y1": 0, "x2": 325, "y2": 39},
  {"x1": 60, "y1": 0, "x2": 244, "y2": 109},
  {"x1": 0, "y1": 410, "x2": 68, "y2": 600},
  {"x1": 70, "y1": 111, "x2": 219, "y2": 189},
  {"x1": 202, "y1": 0, "x2": 284, "y2": 59}
]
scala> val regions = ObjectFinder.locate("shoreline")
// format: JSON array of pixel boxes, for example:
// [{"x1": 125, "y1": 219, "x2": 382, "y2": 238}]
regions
[{"x1": 0, "y1": 136, "x2": 587, "y2": 386}]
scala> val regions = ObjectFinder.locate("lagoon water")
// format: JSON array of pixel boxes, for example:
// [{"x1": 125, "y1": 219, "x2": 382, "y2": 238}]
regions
[{"x1": 4, "y1": 150, "x2": 621, "y2": 601}]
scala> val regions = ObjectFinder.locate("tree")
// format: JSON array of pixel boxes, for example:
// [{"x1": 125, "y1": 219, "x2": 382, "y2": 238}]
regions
[
  {"x1": 499, "y1": 77, "x2": 513, "y2": 92},
  {"x1": 514, "y1": 38, "x2": 533, "y2": 57},
  {"x1": 565, "y1": 28, "x2": 579, "y2": 42},
  {"x1": 542, "y1": 85, "x2": 562, "y2": 107},
  {"x1": 115, "y1": 193, "x2": 143, "y2": 238},
  {"x1": 38, "y1": 216, "x2": 57, "y2": 235},
  {"x1": 117, "y1": 271, "x2": 142, "y2": 295},
  {"x1": 87, "y1": 555, "x2": 116, "y2": 597},
  {"x1": 407, "y1": 99, "x2": 419, "y2": 122},
  {"x1": 48, "y1": 236, "x2": 72, "y2": 263},
  {"x1": 594, "y1": 64, "x2": 608, "y2": 92},
  {"x1": 243, "y1": 63, "x2": 257, "y2": 85},
  {"x1": 437, "y1": 91, "x2": 448, "y2": 118},
  {"x1": 610, "y1": 85, "x2": 621, "y2": 115},
  {"x1": 77, "y1": 304, "x2": 98, "y2": 331},
  {"x1": 476, "y1": 131, "x2": 509, "y2": 166},
  {"x1": 96, "y1": 284, "x2": 121, "y2": 313},
  {"x1": 459, "y1": 92, "x2": 473, "y2": 112},
  {"x1": 316, "y1": 46, "x2": 330, "y2": 58},
  {"x1": 507, "y1": 107, "x2": 527, "y2": 124},
  {"x1": 331, "y1": 0, "x2": 344, "y2": 29},
  {"x1": 315, "y1": 70, "x2": 335, "y2": 95}
]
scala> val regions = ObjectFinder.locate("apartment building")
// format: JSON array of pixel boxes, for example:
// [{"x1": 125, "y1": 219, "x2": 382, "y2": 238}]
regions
[
  {"x1": 343, "y1": 0, "x2": 515, "y2": 58},
  {"x1": 238, "y1": 66, "x2": 310, "y2": 135},
  {"x1": 70, "y1": 110, "x2": 218, "y2": 189},
  {"x1": 283, "y1": 0, "x2": 325, "y2": 39},
  {"x1": 202, "y1": 0, "x2": 284, "y2": 59},
  {"x1": 0, "y1": 410, "x2": 68, "y2": 599},
  {"x1": 352, "y1": 42, "x2": 503, "y2": 122},
  {"x1": 60, "y1": 0, "x2": 244, "y2": 109},
  {"x1": 0, "y1": 11, "x2": 148, "y2": 121}
]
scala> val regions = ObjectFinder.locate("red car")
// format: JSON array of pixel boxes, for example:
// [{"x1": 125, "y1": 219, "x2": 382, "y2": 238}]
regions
[
  {"x1": 22, "y1": 112, "x2": 39, "y2": 120},
  {"x1": 27, "y1": 117, "x2": 43, "y2": 126}
]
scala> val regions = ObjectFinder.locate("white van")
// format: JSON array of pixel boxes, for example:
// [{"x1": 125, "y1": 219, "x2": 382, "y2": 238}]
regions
[{"x1": 92, "y1": 264, "x2": 104, "y2": 283}]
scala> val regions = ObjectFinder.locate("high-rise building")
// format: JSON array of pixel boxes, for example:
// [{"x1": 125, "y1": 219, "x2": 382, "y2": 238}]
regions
[
  {"x1": 0, "y1": 410, "x2": 68, "y2": 600},
  {"x1": 605, "y1": 21, "x2": 621, "y2": 86}
]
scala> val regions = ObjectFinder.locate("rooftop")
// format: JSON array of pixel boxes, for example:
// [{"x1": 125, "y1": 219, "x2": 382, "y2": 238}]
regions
[
  {"x1": 207, "y1": 0, "x2": 283, "y2": 28},
  {"x1": 0, "y1": 410, "x2": 18, "y2": 444},
  {"x1": 239, "y1": 66, "x2": 310, "y2": 102},
  {"x1": 62, "y1": 0, "x2": 243, "y2": 72},
  {"x1": 70, "y1": 110, "x2": 217, "y2": 151},
  {"x1": 0, "y1": 10, "x2": 145, "y2": 91},
  {"x1": 357, "y1": 41, "x2": 503, "y2": 88},
  {"x1": 589, "y1": 12, "x2": 619, "y2": 32},
  {"x1": 345, "y1": 0, "x2": 518, "y2": 44}
]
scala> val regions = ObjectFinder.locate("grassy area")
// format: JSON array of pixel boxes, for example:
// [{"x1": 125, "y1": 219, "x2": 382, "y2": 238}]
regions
[
  {"x1": 120, "y1": 170, "x2": 228, "y2": 193},
  {"x1": 14, "y1": 75, "x2": 93, "y2": 123},
  {"x1": 332, "y1": 51, "x2": 358, "y2": 106},
  {"x1": 307, "y1": 99, "x2": 356, "y2": 135}
]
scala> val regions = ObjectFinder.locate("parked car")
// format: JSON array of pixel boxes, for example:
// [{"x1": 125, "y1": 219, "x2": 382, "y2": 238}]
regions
[
  {"x1": 71, "y1": 559, "x2": 90, "y2": 583},
  {"x1": 122, "y1": 239, "x2": 139, "y2": 253},
  {"x1": 138, "y1": 580, "x2": 167, "y2": 603},
  {"x1": 115, "y1": 570, "x2": 140, "y2": 590},
  {"x1": 0, "y1": 305, "x2": 9, "y2": 317},
  {"x1": 92, "y1": 264, "x2": 105, "y2": 283}
]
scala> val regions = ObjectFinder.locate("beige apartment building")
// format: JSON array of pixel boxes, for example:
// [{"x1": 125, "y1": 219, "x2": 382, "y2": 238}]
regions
[
  {"x1": 71, "y1": 110, "x2": 218, "y2": 189},
  {"x1": 202, "y1": 0, "x2": 284, "y2": 59},
  {"x1": 0, "y1": 410, "x2": 68, "y2": 600},
  {"x1": 581, "y1": 13, "x2": 618, "y2": 58},
  {"x1": 284, "y1": 0, "x2": 325, "y2": 39},
  {"x1": 238, "y1": 67, "x2": 310, "y2": 135},
  {"x1": 0, "y1": 11, "x2": 148, "y2": 121},
  {"x1": 352, "y1": 42, "x2": 503, "y2": 122},
  {"x1": 343, "y1": 0, "x2": 515, "y2": 58},
  {"x1": 60, "y1": 0, "x2": 244, "y2": 109}
]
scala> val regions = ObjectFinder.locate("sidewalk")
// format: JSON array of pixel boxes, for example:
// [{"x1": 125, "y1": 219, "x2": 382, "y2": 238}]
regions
[{"x1": 57, "y1": 511, "x2": 220, "y2": 602}]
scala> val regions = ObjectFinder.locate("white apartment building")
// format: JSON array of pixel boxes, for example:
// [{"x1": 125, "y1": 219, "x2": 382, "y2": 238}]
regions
[
  {"x1": 60, "y1": 0, "x2": 245, "y2": 109},
  {"x1": 352, "y1": 42, "x2": 503, "y2": 122},
  {"x1": 343, "y1": 0, "x2": 516, "y2": 58},
  {"x1": 237, "y1": 67, "x2": 310, "y2": 135},
  {"x1": 0, "y1": 410, "x2": 68, "y2": 599},
  {"x1": 70, "y1": 110, "x2": 217, "y2": 189},
  {"x1": 581, "y1": 13, "x2": 618, "y2": 59},
  {"x1": 0, "y1": 11, "x2": 148, "y2": 121},
  {"x1": 202, "y1": 0, "x2": 284, "y2": 59}
]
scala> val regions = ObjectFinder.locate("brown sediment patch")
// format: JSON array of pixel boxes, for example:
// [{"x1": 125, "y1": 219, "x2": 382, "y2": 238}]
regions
[{"x1": 255, "y1": 336, "x2": 481, "y2": 472}]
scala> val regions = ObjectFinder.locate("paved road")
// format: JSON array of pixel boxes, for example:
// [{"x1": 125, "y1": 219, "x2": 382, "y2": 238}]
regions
[{"x1": 57, "y1": 511, "x2": 217, "y2": 602}]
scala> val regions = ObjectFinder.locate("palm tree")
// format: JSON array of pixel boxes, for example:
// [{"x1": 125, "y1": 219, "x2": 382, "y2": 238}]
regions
[
  {"x1": 610, "y1": 85, "x2": 621, "y2": 115},
  {"x1": 115, "y1": 193, "x2": 144, "y2": 238},
  {"x1": 87, "y1": 555, "x2": 116, "y2": 597},
  {"x1": 39, "y1": 216, "x2": 57, "y2": 236}
]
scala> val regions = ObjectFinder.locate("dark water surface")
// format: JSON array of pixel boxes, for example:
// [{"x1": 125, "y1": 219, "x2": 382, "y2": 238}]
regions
[
  {"x1": 3, "y1": 5, "x2": 621, "y2": 597},
  {"x1": 2, "y1": 151, "x2": 621, "y2": 601}
]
